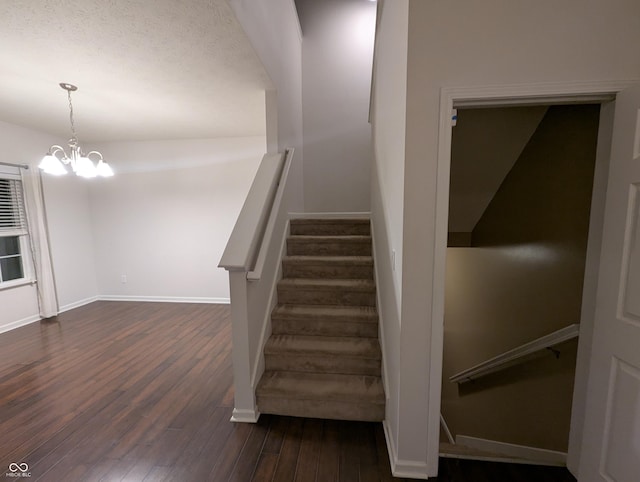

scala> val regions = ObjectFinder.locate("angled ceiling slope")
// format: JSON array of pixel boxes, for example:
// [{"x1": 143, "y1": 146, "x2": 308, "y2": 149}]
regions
[
  {"x1": 449, "y1": 106, "x2": 548, "y2": 234},
  {"x1": 0, "y1": 0, "x2": 272, "y2": 142}
]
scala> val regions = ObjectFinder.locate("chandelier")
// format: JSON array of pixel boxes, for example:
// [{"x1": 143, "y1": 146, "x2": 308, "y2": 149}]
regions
[{"x1": 39, "y1": 83, "x2": 113, "y2": 178}]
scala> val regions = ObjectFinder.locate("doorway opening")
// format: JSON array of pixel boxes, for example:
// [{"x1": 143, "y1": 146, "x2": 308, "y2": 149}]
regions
[{"x1": 439, "y1": 103, "x2": 602, "y2": 466}]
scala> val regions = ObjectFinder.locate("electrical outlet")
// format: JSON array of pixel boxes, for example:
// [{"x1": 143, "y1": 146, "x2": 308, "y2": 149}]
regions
[{"x1": 121, "y1": 274, "x2": 127, "y2": 284}]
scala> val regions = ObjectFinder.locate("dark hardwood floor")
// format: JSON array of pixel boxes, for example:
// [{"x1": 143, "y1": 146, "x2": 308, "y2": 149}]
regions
[{"x1": 0, "y1": 301, "x2": 576, "y2": 481}]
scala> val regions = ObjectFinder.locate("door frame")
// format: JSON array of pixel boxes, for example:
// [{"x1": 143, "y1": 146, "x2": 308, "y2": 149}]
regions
[{"x1": 428, "y1": 80, "x2": 638, "y2": 475}]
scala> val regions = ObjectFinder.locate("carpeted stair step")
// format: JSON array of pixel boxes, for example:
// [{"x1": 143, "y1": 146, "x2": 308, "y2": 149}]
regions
[
  {"x1": 271, "y1": 304, "x2": 379, "y2": 338},
  {"x1": 264, "y1": 334, "x2": 381, "y2": 376},
  {"x1": 256, "y1": 371, "x2": 385, "y2": 421},
  {"x1": 282, "y1": 255, "x2": 373, "y2": 279},
  {"x1": 287, "y1": 235, "x2": 372, "y2": 256},
  {"x1": 277, "y1": 278, "x2": 376, "y2": 306},
  {"x1": 290, "y1": 218, "x2": 371, "y2": 236}
]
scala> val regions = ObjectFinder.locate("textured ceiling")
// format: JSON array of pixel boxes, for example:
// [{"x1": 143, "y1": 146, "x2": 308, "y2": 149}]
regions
[{"x1": 0, "y1": 0, "x2": 272, "y2": 142}]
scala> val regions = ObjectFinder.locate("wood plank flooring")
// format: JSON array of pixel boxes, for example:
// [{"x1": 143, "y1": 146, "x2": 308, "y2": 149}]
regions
[{"x1": 0, "y1": 301, "x2": 576, "y2": 481}]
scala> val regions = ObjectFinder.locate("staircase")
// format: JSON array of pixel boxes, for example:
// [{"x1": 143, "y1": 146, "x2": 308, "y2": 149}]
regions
[{"x1": 255, "y1": 218, "x2": 385, "y2": 421}]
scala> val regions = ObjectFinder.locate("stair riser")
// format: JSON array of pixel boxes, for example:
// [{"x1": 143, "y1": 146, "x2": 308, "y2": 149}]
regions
[
  {"x1": 277, "y1": 288, "x2": 375, "y2": 307},
  {"x1": 265, "y1": 355, "x2": 380, "y2": 376},
  {"x1": 271, "y1": 319, "x2": 378, "y2": 338},
  {"x1": 287, "y1": 241, "x2": 371, "y2": 256},
  {"x1": 290, "y1": 224, "x2": 371, "y2": 236},
  {"x1": 256, "y1": 397, "x2": 384, "y2": 422},
  {"x1": 282, "y1": 263, "x2": 373, "y2": 279}
]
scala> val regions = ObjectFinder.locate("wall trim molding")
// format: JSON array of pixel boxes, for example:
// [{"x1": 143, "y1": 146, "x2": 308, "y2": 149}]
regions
[
  {"x1": 0, "y1": 314, "x2": 41, "y2": 335},
  {"x1": 230, "y1": 408, "x2": 260, "y2": 423},
  {"x1": 59, "y1": 296, "x2": 99, "y2": 313},
  {"x1": 289, "y1": 211, "x2": 371, "y2": 219},
  {"x1": 383, "y1": 420, "x2": 429, "y2": 479},
  {"x1": 455, "y1": 435, "x2": 567, "y2": 467},
  {"x1": 98, "y1": 295, "x2": 230, "y2": 304}
]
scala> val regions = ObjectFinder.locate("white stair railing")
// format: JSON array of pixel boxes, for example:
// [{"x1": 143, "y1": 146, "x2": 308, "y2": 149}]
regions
[
  {"x1": 219, "y1": 148, "x2": 296, "y2": 423},
  {"x1": 449, "y1": 323, "x2": 580, "y2": 384}
]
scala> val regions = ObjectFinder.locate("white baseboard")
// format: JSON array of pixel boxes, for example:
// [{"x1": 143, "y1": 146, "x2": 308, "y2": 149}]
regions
[
  {"x1": 288, "y1": 211, "x2": 371, "y2": 219},
  {"x1": 455, "y1": 435, "x2": 567, "y2": 466},
  {"x1": 98, "y1": 295, "x2": 230, "y2": 304},
  {"x1": 383, "y1": 420, "x2": 430, "y2": 479},
  {"x1": 0, "y1": 314, "x2": 41, "y2": 335},
  {"x1": 59, "y1": 296, "x2": 99, "y2": 313},
  {"x1": 230, "y1": 408, "x2": 260, "y2": 423}
]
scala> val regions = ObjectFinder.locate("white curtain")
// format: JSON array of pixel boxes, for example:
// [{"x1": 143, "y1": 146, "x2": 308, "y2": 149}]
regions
[{"x1": 21, "y1": 168, "x2": 58, "y2": 318}]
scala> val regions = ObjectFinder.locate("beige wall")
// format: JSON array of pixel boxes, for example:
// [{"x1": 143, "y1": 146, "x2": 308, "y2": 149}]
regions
[{"x1": 442, "y1": 105, "x2": 600, "y2": 451}]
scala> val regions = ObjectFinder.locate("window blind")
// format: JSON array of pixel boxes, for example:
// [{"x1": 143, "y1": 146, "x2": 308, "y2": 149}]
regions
[{"x1": 0, "y1": 178, "x2": 27, "y2": 235}]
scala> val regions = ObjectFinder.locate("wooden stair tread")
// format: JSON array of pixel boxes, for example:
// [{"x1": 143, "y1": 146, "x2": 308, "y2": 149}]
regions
[
  {"x1": 288, "y1": 235, "x2": 371, "y2": 241},
  {"x1": 272, "y1": 304, "x2": 378, "y2": 322},
  {"x1": 290, "y1": 218, "x2": 370, "y2": 225},
  {"x1": 282, "y1": 255, "x2": 373, "y2": 265},
  {"x1": 439, "y1": 443, "x2": 542, "y2": 465},
  {"x1": 265, "y1": 334, "x2": 381, "y2": 358},
  {"x1": 257, "y1": 371, "x2": 384, "y2": 402},
  {"x1": 278, "y1": 278, "x2": 375, "y2": 291}
]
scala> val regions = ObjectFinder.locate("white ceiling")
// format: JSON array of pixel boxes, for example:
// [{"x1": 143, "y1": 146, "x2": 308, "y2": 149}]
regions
[{"x1": 0, "y1": 0, "x2": 272, "y2": 142}]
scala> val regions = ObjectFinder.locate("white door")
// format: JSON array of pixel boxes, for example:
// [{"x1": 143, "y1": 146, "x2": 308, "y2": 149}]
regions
[{"x1": 579, "y1": 83, "x2": 640, "y2": 482}]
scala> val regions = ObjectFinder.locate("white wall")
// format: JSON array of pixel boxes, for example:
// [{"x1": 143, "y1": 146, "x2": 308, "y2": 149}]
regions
[
  {"x1": 381, "y1": 0, "x2": 640, "y2": 476},
  {"x1": 90, "y1": 137, "x2": 265, "y2": 302},
  {"x1": 42, "y1": 176, "x2": 99, "y2": 311},
  {"x1": 296, "y1": 0, "x2": 376, "y2": 212},
  {"x1": 0, "y1": 126, "x2": 268, "y2": 329},
  {"x1": 370, "y1": 0, "x2": 409, "y2": 475},
  {"x1": 229, "y1": 0, "x2": 305, "y2": 213},
  {"x1": 0, "y1": 120, "x2": 98, "y2": 331}
]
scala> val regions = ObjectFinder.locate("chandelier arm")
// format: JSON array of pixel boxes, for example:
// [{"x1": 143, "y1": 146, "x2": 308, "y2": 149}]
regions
[
  {"x1": 47, "y1": 145, "x2": 70, "y2": 161},
  {"x1": 85, "y1": 150, "x2": 104, "y2": 162}
]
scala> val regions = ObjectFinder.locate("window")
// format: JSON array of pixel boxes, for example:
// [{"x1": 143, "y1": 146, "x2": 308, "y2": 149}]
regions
[{"x1": 0, "y1": 175, "x2": 28, "y2": 286}]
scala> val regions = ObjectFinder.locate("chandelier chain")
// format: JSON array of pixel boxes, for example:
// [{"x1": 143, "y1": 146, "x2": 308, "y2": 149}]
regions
[
  {"x1": 67, "y1": 89, "x2": 76, "y2": 140},
  {"x1": 39, "y1": 82, "x2": 113, "y2": 178}
]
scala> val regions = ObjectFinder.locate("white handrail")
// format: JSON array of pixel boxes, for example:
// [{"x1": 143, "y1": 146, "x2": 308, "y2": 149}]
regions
[
  {"x1": 440, "y1": 413, "x2": 455, "y2": 445},
  {"x1": 449, "y1": 323, "x2": 580, "y2": 384},
  {"x1": 247, "y1": 148, "x2": 294, "y2": 281},
  {"x1": 218, "y1": 150, "x2": 288, "y2": 272}
]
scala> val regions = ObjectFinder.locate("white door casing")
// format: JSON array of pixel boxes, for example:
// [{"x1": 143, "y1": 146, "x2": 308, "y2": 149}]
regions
[
  {"x1": 578, "y1": 83, "x2": 640, "y2": 482},
  {"x1": 431, "y1": 81, "x2": 638, "y2": 478}
]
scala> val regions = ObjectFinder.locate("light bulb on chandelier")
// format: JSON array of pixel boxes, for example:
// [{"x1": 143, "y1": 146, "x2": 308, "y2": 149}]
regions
[{"x1": 39, "y1": 83, "x2": 114, "y2": 178}]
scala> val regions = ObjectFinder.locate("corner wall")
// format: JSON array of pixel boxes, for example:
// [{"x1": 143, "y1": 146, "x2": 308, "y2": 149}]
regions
[{"x1": 229, "y1": 0, "x2": 305, "y2": 213}]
